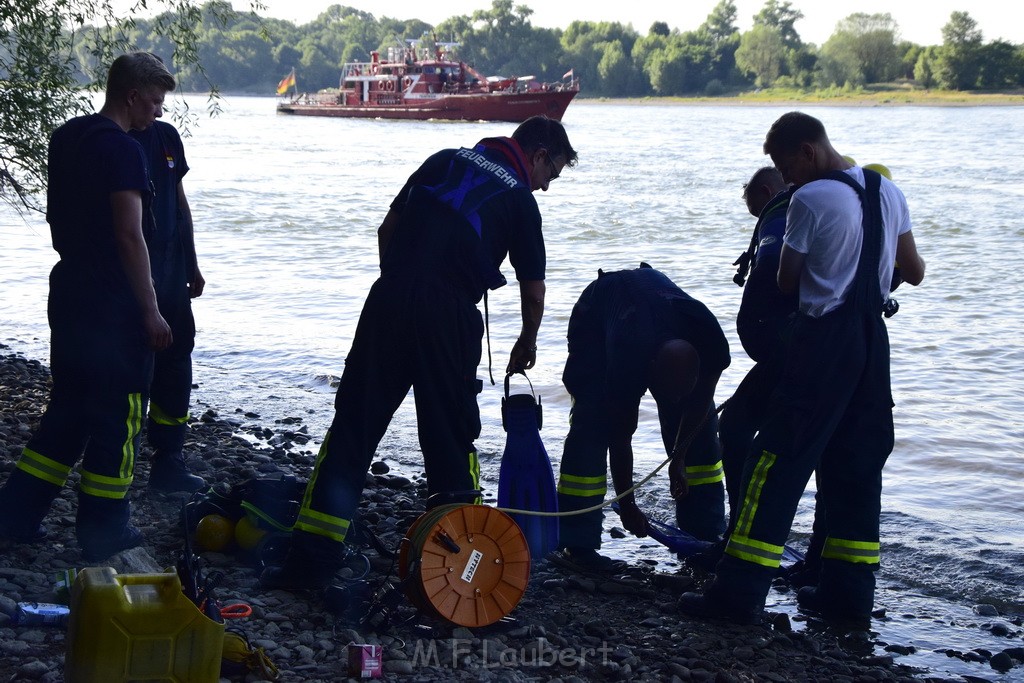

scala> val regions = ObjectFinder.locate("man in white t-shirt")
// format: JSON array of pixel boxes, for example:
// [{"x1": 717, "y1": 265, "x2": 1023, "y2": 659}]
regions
[{"x1": 680, "y1": 111, "x2": 925, "y2": 628}]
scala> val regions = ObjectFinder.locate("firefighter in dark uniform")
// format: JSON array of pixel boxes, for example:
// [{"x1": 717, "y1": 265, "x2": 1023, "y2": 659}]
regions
[
  {"x1": 261, "y1": 116, "x2": 578, "y2": 590},
  {"x1": 719, "y1": 167, "x2": 794, "y2": 524},
  {"x1": 680, "y1": 112, "x2": 926, "y2": 627},
  {"x1": 0, "y1": 53, "x2": 175, "y2": 561},
  {"x1": 689, "y1": 167, "x2": 808, "y2": 575},
  {"x1": 130, "y1": 118, "x2": 206, "y2": 493},
  {"x1": 554, "y1": 264, "x2": 731, "y2": 570}
]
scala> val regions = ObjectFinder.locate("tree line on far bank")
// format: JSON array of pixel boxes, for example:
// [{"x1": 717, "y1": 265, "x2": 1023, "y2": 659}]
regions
[
  {"x1": 65, "y1": 0, "x2": 1024, "y2": 96},
  {"x1": 2, "y1": 0, "x2": 1021, "y2": 211}
]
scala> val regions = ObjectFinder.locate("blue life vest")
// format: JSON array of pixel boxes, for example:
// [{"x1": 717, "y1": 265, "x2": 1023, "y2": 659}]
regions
[{"x1": 413, "y1": 137, "x2": 530, "y2": 291}]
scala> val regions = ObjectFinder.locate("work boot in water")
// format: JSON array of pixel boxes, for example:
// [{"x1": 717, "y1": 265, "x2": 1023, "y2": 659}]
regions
[{"x1": 796, "y1": 585, "x2": 871, "y2": 630}]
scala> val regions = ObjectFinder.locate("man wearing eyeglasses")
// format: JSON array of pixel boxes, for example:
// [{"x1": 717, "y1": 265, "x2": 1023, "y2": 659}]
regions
[{"x1": 262, "y1": 116, "x2": 577, "y2": 590}]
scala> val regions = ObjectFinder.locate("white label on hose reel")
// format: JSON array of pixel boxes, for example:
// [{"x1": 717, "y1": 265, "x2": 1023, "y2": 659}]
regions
[{"x1": 461, "y1": 549, "x2": 484, "y2": 583}]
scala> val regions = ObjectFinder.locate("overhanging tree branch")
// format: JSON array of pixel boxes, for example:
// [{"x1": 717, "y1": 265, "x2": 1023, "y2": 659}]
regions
[{"x1": 1, "y1": 0, "x2": 263, "y2": 213}]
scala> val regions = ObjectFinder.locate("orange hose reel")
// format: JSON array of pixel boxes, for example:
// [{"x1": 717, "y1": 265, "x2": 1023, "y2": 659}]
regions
[{"x1": 398, "y1": 504, "x2": 530, "y2": 627}]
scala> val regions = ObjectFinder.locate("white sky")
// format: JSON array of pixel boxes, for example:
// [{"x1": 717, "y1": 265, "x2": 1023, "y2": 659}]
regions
[{"x1": 233, "y1": 0, "x2": 1022, "y2": 47}]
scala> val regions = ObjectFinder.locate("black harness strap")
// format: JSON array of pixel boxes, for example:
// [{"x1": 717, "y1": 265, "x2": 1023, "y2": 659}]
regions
[
  {"x1": 733, "y1": 190, "x2": 790, "y2": 287},
  {"x1": 822, "y1": 169, "x2": 885, "y2": 314}
]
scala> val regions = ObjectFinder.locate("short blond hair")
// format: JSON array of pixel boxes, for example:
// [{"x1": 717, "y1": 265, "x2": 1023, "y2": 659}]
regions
[{"x1": 106, "y1": 52, "x2": 175, "y2": 98}]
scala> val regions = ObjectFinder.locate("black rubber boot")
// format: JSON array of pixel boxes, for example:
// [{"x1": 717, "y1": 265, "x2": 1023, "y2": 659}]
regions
[
  {"x1": 685, "y1": 538, "x2": 726, "y2": 573},
  {"x1": 677, "y1": 557, "x2": 771, "y2": 626},
  {"x1": 259, "y1": 530, "x2": 348, "y2": 591},
  {"x1": 796, "y1": 585, "x2": 871, "y2": 630},
  {"x1": 677, "y1": 589, "x2": 764, "y2": 626},
  {"x1": 0, "y1": 469, "x2": 58, "y2": 543},
  {"x1": 797, "y1": 558, "x2": 875, "y2": 630},
  {"x1": 76, "y1": 494, "x2": 144, "y2": 562},
  {"x1": 547, "y1": 547, "x2": 628, "y2": 574},
  {"x1": 779, "y1": 558, "x2": 821, "y2": 588},
  {"x1": 148, "y1": 451, "x2": 205, "y2": 493}
]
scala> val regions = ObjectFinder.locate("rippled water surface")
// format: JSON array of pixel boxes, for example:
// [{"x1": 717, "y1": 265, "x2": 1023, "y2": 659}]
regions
[{"x1": 3, "y1": 98, "x2": 1022, "y2": 680}]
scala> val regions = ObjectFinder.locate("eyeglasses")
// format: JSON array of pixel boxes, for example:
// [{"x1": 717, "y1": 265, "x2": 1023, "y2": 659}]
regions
[{"x1": 544, "y1": 153, "x2": 560, "y2": 182}]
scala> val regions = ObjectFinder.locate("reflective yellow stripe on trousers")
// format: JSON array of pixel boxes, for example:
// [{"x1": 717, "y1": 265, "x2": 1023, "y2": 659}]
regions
[
  {"x1": 119, "y1": 392, "x2": 144, "y2": 479},
  {"x1": 79, "y1": 469, "x2": 134, "y2": 499},
  {"x1": 557, "y1": 472, "x2": 607, "y2": 498},
  {"x1": 294, "y1": 430, "x2": 351, "y2": 542},
  {"x1": 686, "y1": 459, "x2": 724, "y2": 486},
  {"x1": 294, "y1": 507, "x2": 350, "y2": 542},
  {"x1": 81, "y1": 391, "x2": 143, "y2": 498},
  {"x1": 16, "y1": 448, "x2": 73, "y2": 487},
  {"x1": 467, "y1": 450, "x2": 481, "y2": 502},
  {"x1": 149, "y1": 401, "x2": 190, "y2": 426},
  {"x1": 822, "y1": 537, "x2": 880, "y2": 564},
  {"x1": 725, "y1": 449, "x2": 784, "y2": 569}
]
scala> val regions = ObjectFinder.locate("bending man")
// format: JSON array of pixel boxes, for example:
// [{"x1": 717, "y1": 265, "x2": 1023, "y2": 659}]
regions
[{"x1": 554, "y1": 264, "x2": 731, "y2": 571}]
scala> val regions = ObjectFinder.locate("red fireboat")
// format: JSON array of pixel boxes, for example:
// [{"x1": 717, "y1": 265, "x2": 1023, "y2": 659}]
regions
[{"x1": 276, "y1": 41, "x2": 579, "y2": 123}]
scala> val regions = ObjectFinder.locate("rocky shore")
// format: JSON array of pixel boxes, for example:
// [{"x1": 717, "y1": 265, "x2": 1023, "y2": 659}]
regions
[{"x1": 0, "y1": 347, "x2": 956, "y2": 682}]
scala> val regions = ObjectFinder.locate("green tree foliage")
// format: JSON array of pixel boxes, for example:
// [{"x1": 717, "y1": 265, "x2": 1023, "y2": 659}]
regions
[
  {"x1": 596, "y1": 40, "x2": 632, "y2": 94},
  {"x1": 630, "y1": 2, "x2": 744, "y2": 97},
  {"x1": 975, "y1": 40, "x2": 1024, "y2": 88},
  {"x1": 818, "y1": 13, "x2": 901, "y2": 86},
  {"x1": 1, "y1": 0, "x2": 251, "y2": 212},
  {"x1": 644, "y1": 41, "x2": 688, "y2": 95},
  {"x1": 5, "y1": 0, "x2": 1023, "y2": 212},
  {"x1": 937, "y1": 11, "x2": 983, "y2": 89},
  {"x1": 461, "y1": 1, "x2": 540, "y2": 77},
  {"x1": 899, "y1": 42, "x2": 922, "y2": 81},
  {"x1": 434, "y1": 14, "x2": 475, "y2": 47},
  {"x1": 703, "y1": 0, "x2": 739, "y2": 43},
  {"x1": 746, "y1": 0, "x2": 811, "y2": 86},
  {"x1": 676, "y1": 30, "x2": 728, "y2": 93},
  {"x1": 752, "y1": 0, "x2": 804, "y2": 50},
  {"x1": 560, "y1": 21, "x2": 640, "y2": 96},
  {"x1": 816, "y1": 36, "x2": 860, "y2": 87},
  {"x1": 649, "y1": 22, "x2": 671, "y2": 38},
  {"x1": 273, "y1": 43, "x2": 302, "y2": 73},
  {"x1": 736, "y1": 24, "x2": 785, "y2": 87},
  {"x1": 784, "y1": 46, "x2": 818, "y2": 87},
  {"x1": 431, "y1": 1, "x2": 563, "y2": 82},
  {"x1": 1, "y1": 0, "x2": 83, "y2": 208},
  {"x1": 914, "y1": 46, "x2": 940, "y2": 88},
  {"x1": 698, "y1": 1, "x2": 742, "y2": 87},
  {"x1": 630, "y1": 32, "x2": 665, "y2": 89}
]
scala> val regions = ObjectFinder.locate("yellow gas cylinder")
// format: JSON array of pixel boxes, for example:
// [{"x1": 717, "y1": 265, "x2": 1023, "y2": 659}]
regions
[{"x1": 65, "y1": 567, "x2": 224, "y2": 683}]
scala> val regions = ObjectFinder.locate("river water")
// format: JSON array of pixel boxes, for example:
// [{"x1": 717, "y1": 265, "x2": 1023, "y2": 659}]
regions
[{"x1": 2, "y1": 97, "x2": 1022, "y2": 679}]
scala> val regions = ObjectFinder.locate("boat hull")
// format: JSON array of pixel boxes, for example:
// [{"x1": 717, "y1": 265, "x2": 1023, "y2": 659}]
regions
[{"x1": 277, "y1": 89, "x2": 577, "y2": 123}]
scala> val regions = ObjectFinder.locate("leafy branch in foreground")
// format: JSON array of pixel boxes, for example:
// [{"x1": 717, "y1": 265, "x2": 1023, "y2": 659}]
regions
[{"x1": 0, "y1": 0, "x2": 262, "y2": 213}]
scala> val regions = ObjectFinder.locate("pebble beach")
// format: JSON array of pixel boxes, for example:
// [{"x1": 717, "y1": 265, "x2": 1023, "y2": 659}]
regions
[{"x1": 0, "y1": 347, "x2": 1010, "y2": 682}]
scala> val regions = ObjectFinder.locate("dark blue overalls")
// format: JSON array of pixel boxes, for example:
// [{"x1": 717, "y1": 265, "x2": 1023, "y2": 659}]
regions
[
  {"x1": 291, "y1": 139, "x2": 538, "y2": 553},
  {"x1": 716, "y1": 170, "x2": 894, "y2": 618},
  {"x1": 131, "y1": 121, "x2": 195, "y2": 457},
  {"x1": 558, "y1": 266, "x2": 730, "y2": 548},
  {"x1": 0, "y1": 116, "x2": 154, "y2": 546}
]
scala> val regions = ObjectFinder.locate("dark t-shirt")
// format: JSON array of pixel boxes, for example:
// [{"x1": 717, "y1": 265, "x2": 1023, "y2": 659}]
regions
[
  {"x1": 130, "y1": 121, "x2": 190, "y2": 293},
  {"x1": 381, "y1": 138, "x2": 544, "y2": 302},
  {"x1": 47, "y1": 113, "x2": 152, "y2": 294},
  {"x1": 564, "y1": 266, "x2": 731, "y2": 404}
]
